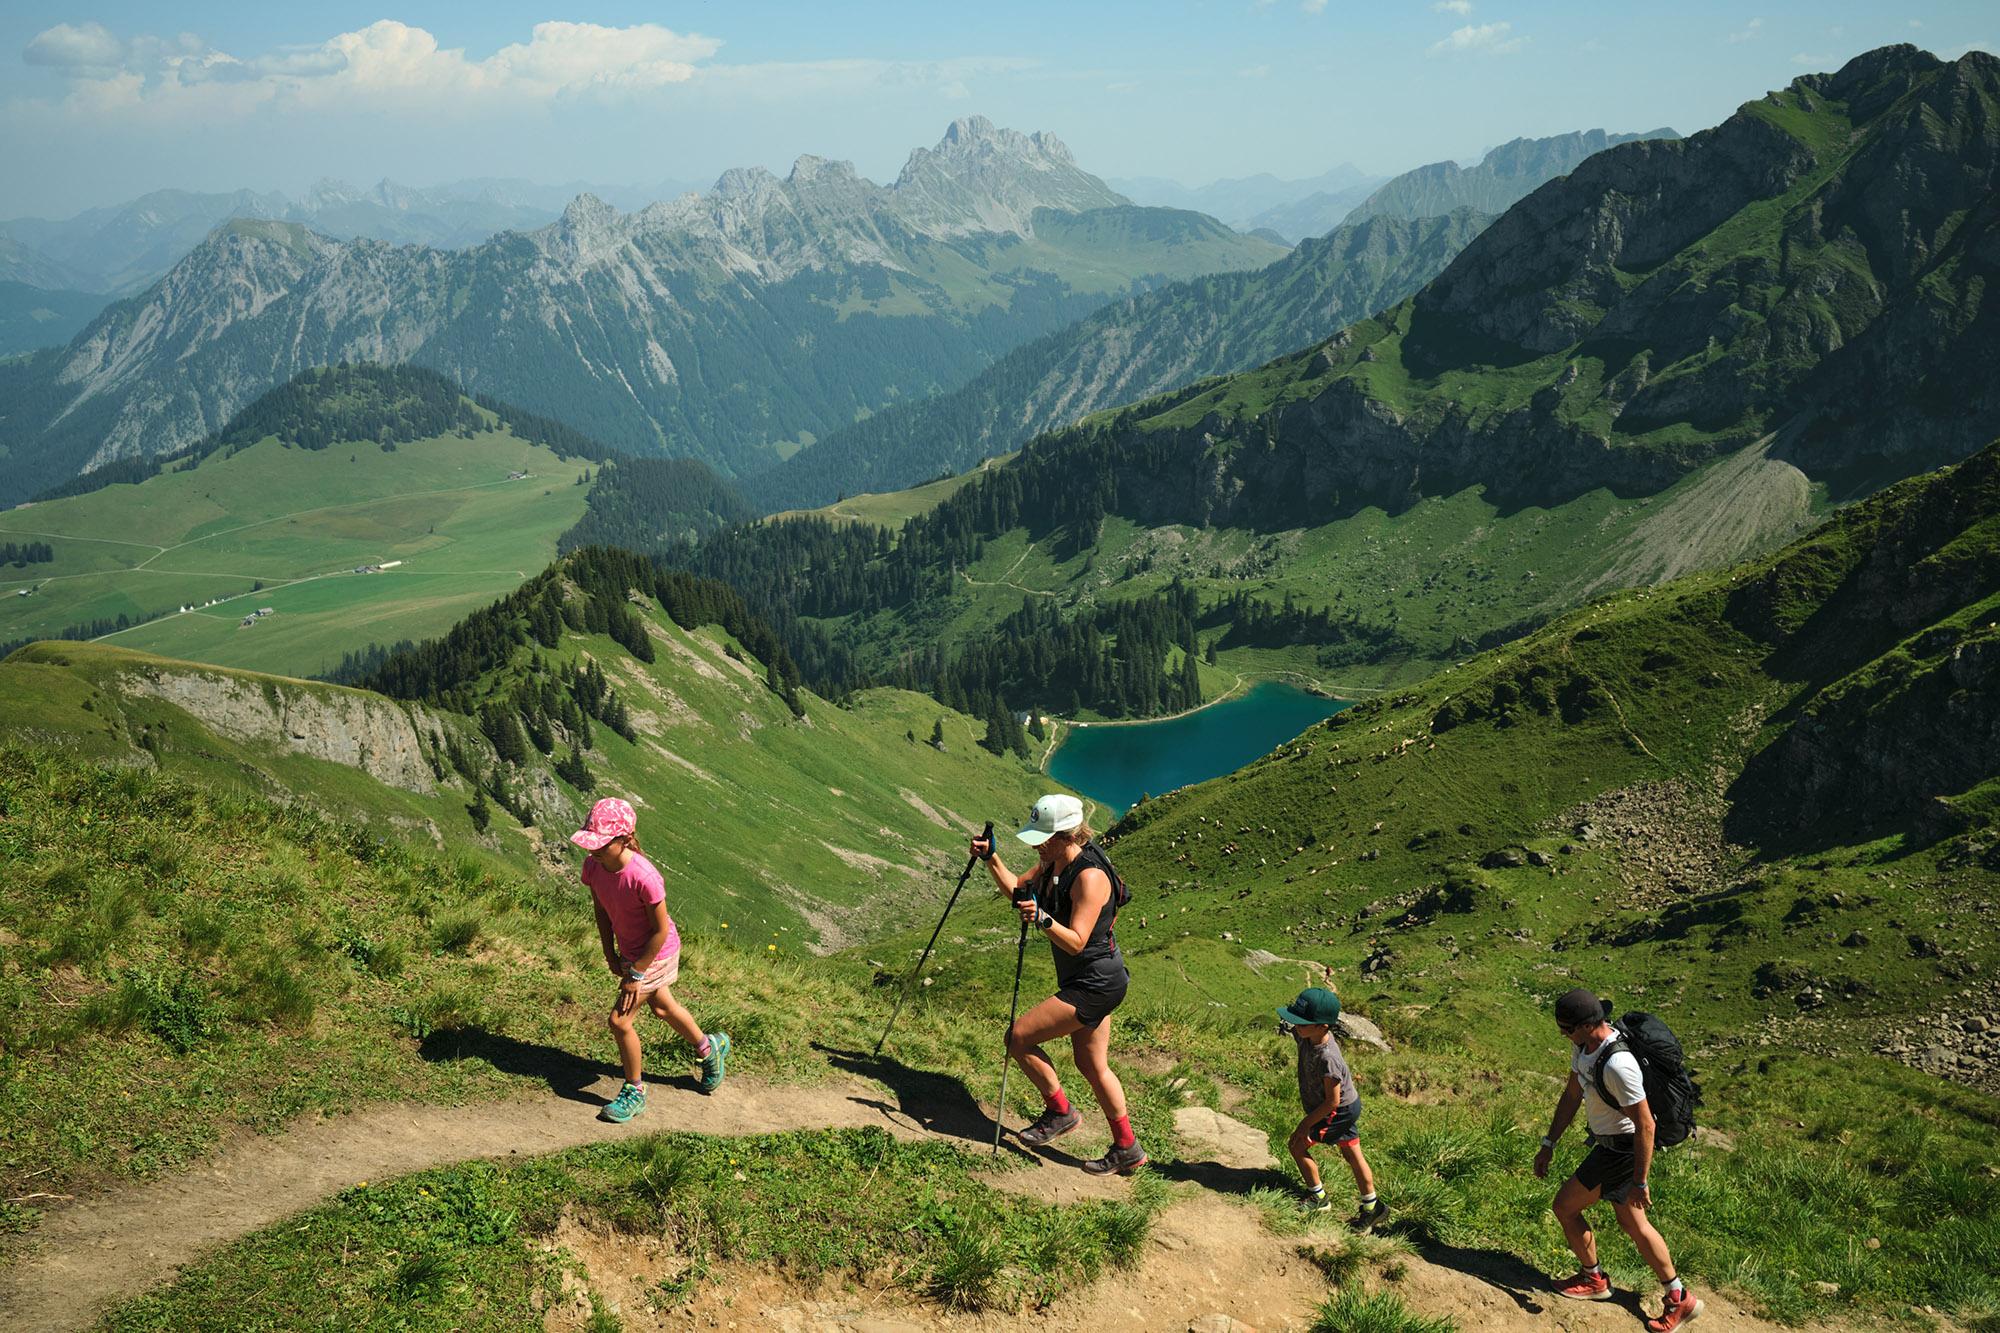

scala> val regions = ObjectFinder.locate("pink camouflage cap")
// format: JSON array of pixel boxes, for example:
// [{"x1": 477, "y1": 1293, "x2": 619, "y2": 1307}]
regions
[{"x1": 570, "y1": 796, "x2": 637, "y2": 851}]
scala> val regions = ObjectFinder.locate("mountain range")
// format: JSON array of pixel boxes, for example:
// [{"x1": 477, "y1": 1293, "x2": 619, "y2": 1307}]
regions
[
  {"x1": 747, "y1": 208, "x2": 1491, "y2": 512},
  {"x1": 0, "y1": 118, "x2": 1284, "y2": 507},
  {"x1": 1345, "y1": 127, "x2": 1679, "y2": 224},
  {"x1": 0, "y1": 176, "x2": 705, "y2": 297}
]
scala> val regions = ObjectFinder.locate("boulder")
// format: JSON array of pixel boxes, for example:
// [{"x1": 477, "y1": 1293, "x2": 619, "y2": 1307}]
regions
[
  {"x1": 1482, "y1": 848, "x2": 1527, "y2": 869},
  {"x1": 1337, "y1": 1013, "x2": 1392, "y2": 1051},
  {"x1": 1173, "y1": 1106, "x2": 1276, "y2": 1171}
]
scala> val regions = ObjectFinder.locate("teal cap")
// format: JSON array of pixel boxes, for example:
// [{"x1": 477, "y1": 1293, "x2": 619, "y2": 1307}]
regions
[{"x1": 1278, "y1": 987, "x2": 1342, "y2": 1026}]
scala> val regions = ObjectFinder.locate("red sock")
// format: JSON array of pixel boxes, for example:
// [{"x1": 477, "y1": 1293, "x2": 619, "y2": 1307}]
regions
[
  {"x1": 1110, "y1": 1114, "x2": 1135, "y2": 1149},
  {"x1": 1045, "y1": 1089, "x2": 1072, "y2": 1115}
]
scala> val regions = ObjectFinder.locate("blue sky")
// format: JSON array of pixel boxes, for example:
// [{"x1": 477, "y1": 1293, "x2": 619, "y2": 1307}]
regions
[{"x1": 2, "y1": 2, "x2": 1991, "y2": 217}]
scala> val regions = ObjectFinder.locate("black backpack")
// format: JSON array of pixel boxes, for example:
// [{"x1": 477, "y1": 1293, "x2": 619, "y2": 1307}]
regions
[{"x1": 1590, "y1": 1011, "x2": 1701, "y2": 1148}]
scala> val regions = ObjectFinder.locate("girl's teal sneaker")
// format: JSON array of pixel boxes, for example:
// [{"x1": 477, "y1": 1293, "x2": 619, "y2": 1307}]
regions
[
  {"x1": 599, "y1": 1081, "x2": 647, "y2": 1123},
  {"x1": 699, "y1": 1032, "x2": 730, "y2": 1093}
]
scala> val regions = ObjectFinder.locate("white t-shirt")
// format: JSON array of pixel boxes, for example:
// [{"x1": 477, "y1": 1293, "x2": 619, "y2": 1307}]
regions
[{"x1": 1572, "y1": 1033, "x2": 1647, "y2": 1137}]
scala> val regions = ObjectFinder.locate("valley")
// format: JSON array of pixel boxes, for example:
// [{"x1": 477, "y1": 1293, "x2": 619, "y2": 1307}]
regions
[{"x1": 1, "y1": 31, "x2": 1996, "y2": 1333}]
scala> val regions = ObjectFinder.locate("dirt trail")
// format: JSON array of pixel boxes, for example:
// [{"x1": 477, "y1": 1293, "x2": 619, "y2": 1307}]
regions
[{"x1": 2, "y1": 1065, "x2": 1868, "y2": 1333}]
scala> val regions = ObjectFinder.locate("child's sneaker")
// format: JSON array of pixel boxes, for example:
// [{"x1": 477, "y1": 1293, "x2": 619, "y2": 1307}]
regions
[
  {"x1": 698, "y1": 1032, "x2": 730, "y2": 1093},
  {"x1": 1349, "y1": 1198, "x2": 1388, "y2": 1230},
  {"x1": 1645, "y1": 1288, "x2": 1703, "y2": 1331},
  {"x1": 599, "y1": 1081, "x2": 647, "y2": 1123},
  {"x1": 1300, "y1": 1192, "x2": 1333, "y2": 1215},
  {"x1": 1081, "y1": 1141, "x2": 1148, "y2": 1176},
  {"x1": 1556, "y1": 1269, "x2": 1613, "y2": 1301}
]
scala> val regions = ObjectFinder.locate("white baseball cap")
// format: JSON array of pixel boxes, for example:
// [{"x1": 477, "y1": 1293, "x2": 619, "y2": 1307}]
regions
[{"x1": 1017, "y1": 793, "x2": 1084, "y2": 846}]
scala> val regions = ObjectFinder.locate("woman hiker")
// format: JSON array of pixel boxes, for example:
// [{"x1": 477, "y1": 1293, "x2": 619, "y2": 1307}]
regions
[
  {"x1": 971, "y1": 793, "x2": 1145, "y2": 1175},
  {"x1": 571, "y1": 796, "x2": 729, "y2": 1122}
]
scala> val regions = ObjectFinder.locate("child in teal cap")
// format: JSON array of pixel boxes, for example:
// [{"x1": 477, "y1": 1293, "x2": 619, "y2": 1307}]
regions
[{"x1": 1278, "y1": 986, "x2": 1386, "y2": 1227}]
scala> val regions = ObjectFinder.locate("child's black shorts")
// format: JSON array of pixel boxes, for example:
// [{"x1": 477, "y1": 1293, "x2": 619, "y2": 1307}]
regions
[{"x1": 1304, "y1": 1101, "x2": 1362, "y2": 1145}]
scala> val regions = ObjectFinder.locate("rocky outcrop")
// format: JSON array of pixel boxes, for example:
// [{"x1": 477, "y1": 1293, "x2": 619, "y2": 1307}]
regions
[{"x1": 117, "y1": 667, "x2": 435, "y2": 793}]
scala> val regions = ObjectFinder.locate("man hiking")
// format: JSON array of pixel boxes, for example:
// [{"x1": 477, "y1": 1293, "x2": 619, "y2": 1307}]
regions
[
  {"x1": 1535, "y1": 988, "x2": 1702, "y2": 1331},
  {"x1": 972, "y1": 793, "x2": 1145, "y2": 1176}
]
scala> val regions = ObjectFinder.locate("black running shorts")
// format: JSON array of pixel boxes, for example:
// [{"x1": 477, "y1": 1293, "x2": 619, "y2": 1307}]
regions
[
  {"x1": 1574, "y1": 1141, "x2": 1639, "y2": 1203},
  {"x1": 1056, "y1": 973, "x2": 1128, "y2": 1028}
]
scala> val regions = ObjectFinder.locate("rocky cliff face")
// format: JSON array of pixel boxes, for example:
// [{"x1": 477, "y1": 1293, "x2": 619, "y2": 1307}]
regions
[{"x1": 117, "y1": 666, "x2": 436, "y2": 794}]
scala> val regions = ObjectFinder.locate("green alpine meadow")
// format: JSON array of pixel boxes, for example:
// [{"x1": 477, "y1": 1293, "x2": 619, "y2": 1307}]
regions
[{"x1": 1, "y1": 18, "x2": 1996, "y2": 1333}]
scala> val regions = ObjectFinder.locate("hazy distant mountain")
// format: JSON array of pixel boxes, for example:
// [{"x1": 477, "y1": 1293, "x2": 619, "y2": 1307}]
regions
[
  {"x1": 1108, "y1": 164, "x2": 1383, "y2": 230},
  {"x1": 1346, "y1": 127, "x2": 1679, "y2": 223},
  {"x1": 1240, "y1": 179, "x2": 1389, "y2": 243},
  {"x1": 0, "y1": 117, "x2": 1285, "y2": 504},
  {"x1": 0, "y1": 177, "x2": 709, "y2": 297}
]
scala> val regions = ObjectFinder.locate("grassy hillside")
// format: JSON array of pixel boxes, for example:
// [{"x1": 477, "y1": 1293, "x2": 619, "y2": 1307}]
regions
[
  {"x1": 0, "y1": 565, "x2": 1053, "y2": 949},
  {"x1": 1, "y1": 448, "x2": 1993, "y2": 1331}
]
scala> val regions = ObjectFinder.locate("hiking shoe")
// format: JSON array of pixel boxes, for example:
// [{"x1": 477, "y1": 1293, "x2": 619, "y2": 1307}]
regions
[
  {"x1": 1300, "y1": 1193, "x2": 1333, "y2": 1216},
  {"x1": 1017, "y1": 1106, "x2": 1083, "y2": 1148},
  {"x1": 1645, "y1": 1289, "x2": 1703, "y2": 1331},
  {"x1": 1556, "y1": 1270, "x2": 1613, "y2": 1301},
  {"x1": 1348, "y1": 1199, "x2": 1388, "y2": 1230},
  {"x1": 1081, "y1": 1141, "x2": 1149, "y2": 1176},
  {"x1": 698, "y1": 1032, "x2": 730, "y2": 1093},
  {"x1": 599, "y1": 1082, "x2": 647, "y2": 1123}
]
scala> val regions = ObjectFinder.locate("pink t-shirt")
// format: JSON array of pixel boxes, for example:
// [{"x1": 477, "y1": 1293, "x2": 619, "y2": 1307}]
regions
[{"x1": 582, "y1": 850, "x2": 680, "y2": 965}]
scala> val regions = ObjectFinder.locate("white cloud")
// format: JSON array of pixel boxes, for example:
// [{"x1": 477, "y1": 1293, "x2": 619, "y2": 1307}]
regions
[
  {"x1": 1238, "y1": 64, "x2": 1272, "y2": 79},
  {"x1": 1302, "y1": 0, "x2": 1329, "y2": 13},
  {"x1": 24, "y1": 21, "x2": 128, "y2": 72},
  {"x1": 1428, "y1": 22, "x2": 1525, "y2": 56},
  {"x1": 1790, "y1": 51, "x2": 1833, "y2": 67},
  {"x1": 20, "y1": 19, "x2": 723, "y2": 113},
  {"x1": 1908, "y1": 19, "x2": 1924, "y2": 29},
  {"x1": 1433, "y1": 0, "x2": 1475, "y2": 14},
  {"x1": 1726, "y1": 18, "x2": 1764, "y2": 44}
]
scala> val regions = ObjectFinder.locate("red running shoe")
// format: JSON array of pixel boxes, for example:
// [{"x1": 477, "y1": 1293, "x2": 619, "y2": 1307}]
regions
[
  {"x1": 1556, "y1": 1269, "x2": 1613, "y2": 1301},
  {"x1": 1645, "y1": 1288, "x2": 1704, "y2": 1331}
]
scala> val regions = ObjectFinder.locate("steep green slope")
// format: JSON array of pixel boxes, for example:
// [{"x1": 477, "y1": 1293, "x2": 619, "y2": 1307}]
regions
[
  {"x1": 747, "y1": 211, "x2": 1485, "y2": 513},
  {"x1": 1346, "y1": 127, "x2": 1678, "y2": 223},
  {"x1": 0, "y1": 550, "x2": 1053, "y2": 949},
  {"x1": 1133, "y1": 47, "x2": 1999, "y2": 505},
  {"x1": 1094, "y1": 440, "x2": 2000, "y2": 1080}
]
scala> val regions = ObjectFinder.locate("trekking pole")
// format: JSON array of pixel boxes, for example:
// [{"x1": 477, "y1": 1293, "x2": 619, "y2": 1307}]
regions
[
  {"x1": 874, "y1": 821, "x2": 993, "y2": 1056},
  {"x1": 992, "y1": 893, "x2": 1033, "y2": 1156}
]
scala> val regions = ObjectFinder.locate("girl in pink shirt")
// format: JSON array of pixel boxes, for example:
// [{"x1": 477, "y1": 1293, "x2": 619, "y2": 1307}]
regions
[{"x1": 570, "y1": 797, "x2": 729, "y2": 1121}]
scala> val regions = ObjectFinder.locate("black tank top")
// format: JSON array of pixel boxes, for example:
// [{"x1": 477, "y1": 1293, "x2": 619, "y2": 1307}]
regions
[{"x1": 1035, "y1": 840, "x2": 1127, "y2": 990}]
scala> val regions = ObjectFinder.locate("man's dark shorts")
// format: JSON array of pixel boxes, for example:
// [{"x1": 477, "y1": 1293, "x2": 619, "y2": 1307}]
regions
[
  {"x1": 1304, "y1": 1100, "x2": 1362, "y2": 1146},
  {"x1": 1573, "y1": 1138, "x2": 1639, "y2": 1203},
  {"x1": 1056, "y1": 974, "x2": 1128, "y2": 1028}
]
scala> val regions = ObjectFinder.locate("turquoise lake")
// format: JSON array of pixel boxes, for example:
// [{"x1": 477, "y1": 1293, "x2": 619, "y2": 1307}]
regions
[{"x1": 1048, "y1": 680, "x2": 1352, "y2": 817}]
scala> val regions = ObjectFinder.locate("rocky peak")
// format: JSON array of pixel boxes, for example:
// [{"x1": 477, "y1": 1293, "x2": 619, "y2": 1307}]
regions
[
  {"x1": 713, "y1": 166, "x2": 781, "y2": 198},
  {"x1": 787, "y1": 154, "x2": 861, "y2": 186},
  {"x1": 892, "y1": 115, "x2": 1126, "y2": 238}
]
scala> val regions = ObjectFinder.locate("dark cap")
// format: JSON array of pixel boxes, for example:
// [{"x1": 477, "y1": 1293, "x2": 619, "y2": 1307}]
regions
[
  {"x1": 1554, "y1": 988, "x2": 1610, "y2": 1029},
  {"x1": 1278, "y1": 987, "x2": 1342, "y2": 1026}
]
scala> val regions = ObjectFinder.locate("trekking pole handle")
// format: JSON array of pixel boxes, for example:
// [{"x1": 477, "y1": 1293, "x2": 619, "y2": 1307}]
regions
[{"x1": 974, "y1": 820, "x2": 995, "y2": 862}]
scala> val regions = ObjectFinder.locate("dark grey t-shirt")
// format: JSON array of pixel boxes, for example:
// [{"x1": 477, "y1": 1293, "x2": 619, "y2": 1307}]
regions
[{"x1": 1297, "y1": 1034, "x2": 1358, "y2": 1114}]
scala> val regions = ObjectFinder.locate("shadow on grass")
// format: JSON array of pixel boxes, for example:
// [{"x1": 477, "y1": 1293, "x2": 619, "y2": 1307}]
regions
[
  {"x1": 416, "y1": 1027, "x2": 700, "y2": 1105},
  {"x1": 1152, "y1": 1157, "x2": 1292, "y2": 1196}
]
